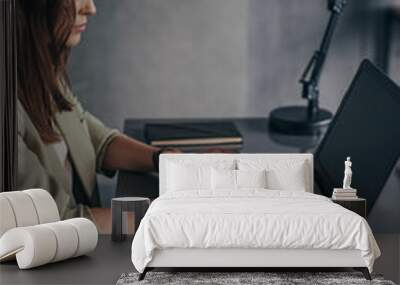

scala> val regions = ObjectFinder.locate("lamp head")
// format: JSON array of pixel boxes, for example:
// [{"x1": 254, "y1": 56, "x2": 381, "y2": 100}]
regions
[{"x1": 328, "y1": 0, "x2": 347, "y2": 14}]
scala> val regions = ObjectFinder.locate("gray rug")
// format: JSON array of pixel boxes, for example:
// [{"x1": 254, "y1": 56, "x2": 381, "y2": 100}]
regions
[{"x1": 116, "y1": 272, "x2": 397, "y2": 285}]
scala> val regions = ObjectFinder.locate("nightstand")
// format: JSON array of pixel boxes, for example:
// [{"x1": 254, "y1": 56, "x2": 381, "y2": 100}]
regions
[
  {"x1": 331, "y1": 198, "x2": 366, "y2": 218},
  {"x1": 111, "y1": 197, "x2": 150, "y2": 242}
]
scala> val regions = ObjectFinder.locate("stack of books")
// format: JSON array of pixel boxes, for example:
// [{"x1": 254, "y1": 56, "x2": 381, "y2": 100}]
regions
[
  {"x1": 144, "y1": 121, "x2": 243, "y2": 152},
  {"x1": 332, "y1": 188, "x2": 358, "y2": 200}
]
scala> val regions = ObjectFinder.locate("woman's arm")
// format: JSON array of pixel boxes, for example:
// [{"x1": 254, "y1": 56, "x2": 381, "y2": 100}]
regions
[
  {"x1": 79, "y1": 104, "x2": 180, "y2": 174},
  {"x1": 102, "y1": 134, "x2": 159, "y2": 172},
  {"x1": 102, "y1": 134, "x2": 232, "y2": 173}
]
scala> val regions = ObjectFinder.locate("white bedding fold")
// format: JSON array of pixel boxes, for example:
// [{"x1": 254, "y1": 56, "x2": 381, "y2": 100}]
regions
[{"x1": 131, "y1": 190, "x2": 380, "y2": 273}]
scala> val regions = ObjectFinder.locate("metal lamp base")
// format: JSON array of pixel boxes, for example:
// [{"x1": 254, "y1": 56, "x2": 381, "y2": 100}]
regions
[{"x1": 269, "y1": 106, "x2": 332, "y2": 135}]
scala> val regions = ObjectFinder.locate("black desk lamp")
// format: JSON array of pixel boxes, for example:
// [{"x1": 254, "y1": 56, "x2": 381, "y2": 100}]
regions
[{"x1": 269, "y1": 0, "x2": 347, "y2": 135}]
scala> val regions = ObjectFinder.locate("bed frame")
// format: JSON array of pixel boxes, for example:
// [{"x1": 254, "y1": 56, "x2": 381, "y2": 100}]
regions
[
  {"x1": 139, "y1": 248, "x2": 371, "y2": 280},
  {"x1": 138, "y1": 154, "x2": 372, "y2": 281}
]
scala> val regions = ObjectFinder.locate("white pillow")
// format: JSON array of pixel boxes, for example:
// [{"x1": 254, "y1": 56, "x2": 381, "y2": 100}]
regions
[
  {"x1": 266, "y1": 165, "x2": 306, "y2": 191},
  {"x1": 211, "y1": 169, "x2": 236, "y2": 189},
  {"x1": 211, "y1": 169, "x2": 267, "y2": 190},
  {"x1": 237, "y1": 159, "x2": 308, "y2": 191},
  {"x1": 166, "y1": 159, "x2": 235, "y2": 192},
  {"x1": 167, "y1": 163, "x2": 211, "y2": 191},
  {"x1": 237, "y1": 169, "x2": 267, "y2": 188}
]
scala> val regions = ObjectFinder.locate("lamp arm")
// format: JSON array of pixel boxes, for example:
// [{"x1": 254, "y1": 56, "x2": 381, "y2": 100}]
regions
[
  {"x1": 308, "y1": 11, "x2": 341, "y2": 86},
  {"x1": 268, "y1": 0, "x2": 346, "y2": 134},
  {"x1": 299, "y1": 0, "x2": 347, "y2": 115}
]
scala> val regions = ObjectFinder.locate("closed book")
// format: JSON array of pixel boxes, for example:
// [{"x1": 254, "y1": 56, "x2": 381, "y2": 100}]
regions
[
  {"x1": 333, "y1": 188, "x2": 357, "y2": 193},
  {"x1": 332, "y1": 192, "x2": 358, "y2": 197},
  {"x1": 145, "y1": 122, "x2": 243, "y2": 147},
  {"x1": 174, "y1": 143, "x2": 243, "y2": 153},
  {"x1": 332, "y1": 194, "x2": 358, "y2": 200}
]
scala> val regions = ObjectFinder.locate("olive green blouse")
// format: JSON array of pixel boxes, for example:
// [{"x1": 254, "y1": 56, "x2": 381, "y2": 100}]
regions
[{"x1": 17, "y1": 88, "x2": 119, "y2": 219}]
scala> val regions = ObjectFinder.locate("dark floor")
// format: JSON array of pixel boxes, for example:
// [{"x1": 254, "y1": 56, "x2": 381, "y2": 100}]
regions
[
  {"x1": 373, "y1": 234, "x2": 400, "y2": 284},
  {"x1": 0, "y1": 234, "x2": 398, "y2": 284}
]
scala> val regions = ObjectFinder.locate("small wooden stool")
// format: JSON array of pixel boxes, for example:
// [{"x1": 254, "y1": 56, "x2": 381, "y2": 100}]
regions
[{"x1": 111, "y1": 197, "x2": 150, "y2": 242}]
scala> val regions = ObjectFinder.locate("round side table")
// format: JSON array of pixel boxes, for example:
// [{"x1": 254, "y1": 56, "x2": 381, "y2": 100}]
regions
[{"x1": 111, "y1": 197, "x2": 150, "y2": 242}]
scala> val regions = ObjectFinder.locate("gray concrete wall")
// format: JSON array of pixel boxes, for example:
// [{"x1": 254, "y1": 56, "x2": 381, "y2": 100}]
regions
[{"x1": 70, "y1": 0, "x2": 248, "y2": 129}]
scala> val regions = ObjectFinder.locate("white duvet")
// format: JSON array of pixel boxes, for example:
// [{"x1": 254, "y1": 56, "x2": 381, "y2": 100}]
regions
[{"x1": 131, "y1": 190, "x2": 380, "y2": 273}]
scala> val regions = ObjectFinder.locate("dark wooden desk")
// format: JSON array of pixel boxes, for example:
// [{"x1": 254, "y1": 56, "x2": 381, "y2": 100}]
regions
[
  {"x1": 116, "y1": 118, "x2": 323, "y2": 198},
  {"x1": 0, "y1": 236, "x2": 133, "y2": 285}
]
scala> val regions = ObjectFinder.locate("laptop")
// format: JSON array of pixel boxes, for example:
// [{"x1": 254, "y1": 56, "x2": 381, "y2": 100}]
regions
[{"x1": 315, "y1": 59, "x2": 400, "y2": 214}]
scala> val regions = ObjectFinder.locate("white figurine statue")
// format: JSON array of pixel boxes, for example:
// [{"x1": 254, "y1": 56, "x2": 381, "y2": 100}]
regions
[{"x1": 342, "y1": 157, "x2": 353, "y2": 189}]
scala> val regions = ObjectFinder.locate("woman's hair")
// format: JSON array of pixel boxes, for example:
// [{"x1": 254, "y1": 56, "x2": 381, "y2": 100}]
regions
[{"x1": 17, "y1": 0, "x2": 76, "y2": 143}]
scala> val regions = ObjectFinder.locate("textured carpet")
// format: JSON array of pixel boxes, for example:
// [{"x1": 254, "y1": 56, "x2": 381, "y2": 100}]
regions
[{"x1": 117, "y1": 272, "x2": 396, "y2": 285}]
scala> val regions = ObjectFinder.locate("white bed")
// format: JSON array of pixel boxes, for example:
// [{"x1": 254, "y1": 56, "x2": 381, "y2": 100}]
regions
[{"x1": 131, "y1": 154, "x2": 380, "y2": 280}]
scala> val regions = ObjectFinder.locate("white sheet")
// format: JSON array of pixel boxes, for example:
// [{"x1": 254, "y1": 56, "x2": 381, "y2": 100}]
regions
[{"x1": 131, "y1": 190, "x2": 380, "y2": 273}]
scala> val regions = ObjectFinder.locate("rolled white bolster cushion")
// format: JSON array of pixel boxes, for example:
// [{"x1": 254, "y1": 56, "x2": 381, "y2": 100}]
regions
[
  {"x1": 0, "y1": 192, "x2": 39, "y2": 227},
  {"x1": 0, "y1": 196, "x2": 17, "y2": 237},
  {"x1": 0, "y1": 218, "x2": 97, "y2": 269},
  {"x1": 42, "y1": 221, "x2": 79, "y2": 263},
  {"x1": 23, "y1": 189, "x2": 60, "y2": 224},
  {"x1": 0, "y1": 226, "x2": 57, "y2": 269},
  {"x1": 64, "y1": 218, "x2": 98, "y2": 257}
]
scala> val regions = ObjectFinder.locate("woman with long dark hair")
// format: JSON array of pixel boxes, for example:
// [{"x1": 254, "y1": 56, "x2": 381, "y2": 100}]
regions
[{"x1": 16, "y1": 0, "x2": 179, "y2": 222}]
